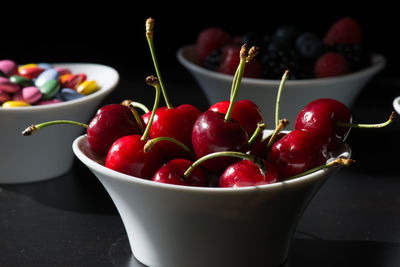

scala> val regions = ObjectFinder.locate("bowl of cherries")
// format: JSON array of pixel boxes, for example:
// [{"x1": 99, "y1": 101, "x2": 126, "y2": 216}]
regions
[
  {"x1": 26, "y1": 18, "x2": 394, "y2": 267},
  {"x1": 177, "y1": 17, "x2": 386, "y2": 128}
]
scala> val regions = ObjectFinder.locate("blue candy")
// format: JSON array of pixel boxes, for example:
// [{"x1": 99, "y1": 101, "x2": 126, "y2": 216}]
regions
[
  {"x1": 59, "y1": 88, "x2": 84, "y2": 101},
  {"x1": 37, "y1": 62, "x2": 53, "y2": 70},
  {"x1": 34, "y1": 68, "x2": 60, "y2": 87}
]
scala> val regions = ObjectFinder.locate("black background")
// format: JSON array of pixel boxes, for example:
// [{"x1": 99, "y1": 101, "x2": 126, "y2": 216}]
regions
[{"x1": 1, "y1": 2, "x2": 398, "y2": 81}]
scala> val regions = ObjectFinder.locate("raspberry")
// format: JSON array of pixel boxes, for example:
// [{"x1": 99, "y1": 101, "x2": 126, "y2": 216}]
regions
[
  {"x1": 217, "y1": 45, "x2": 262, "y2": 78},
  {"x1": 195, "y1": 28, "x2": 232, "y2": 65},
  {"x1": 314, "y1": 52, "x2": 349, "y2": 78},
  {"x1": 323, "y1": 17, "x2": 363, "y2": 45}
]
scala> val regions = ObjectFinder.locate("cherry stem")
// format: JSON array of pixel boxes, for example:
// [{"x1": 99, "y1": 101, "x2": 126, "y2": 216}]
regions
[
  {"x1": 224, "y1": 44, "x2": 258, "y2": 122},
  {"x1": 141, "y1": 76, "x2": 161, "y2": 141},
  {"x1": 336, "y1": 111, "x2": 395, "y2": 129},
  {"x1": 144, "y1": 136, "x2": 194, "y2": 157},
  {"x1": 22, "y1": 120, "x2": 88, "y2": 136},
  {"x1": 121, "y1": 99, "x2": 150, "y2": 114},
  {"x1": 146, "y1": 18, "x2": 173, "y2": 109},
  {"x1": 183, "y1": 151, "x2": 260, "y2": 178},
  {"x1": 248, "y1": 122, "x2": 267, "y2": 147},
  {"x1": 275, "y1": 70, "x2": 289, "y2": 128},
  {"x1": 266, "y1": 118, "x2": 289, "y2": 152},
  {"x1": 281, "y1": 158, "x2": 354, "y2": 182},
  {"x1": 121, "y1": 100, "x2": 145, "y2": 133}
]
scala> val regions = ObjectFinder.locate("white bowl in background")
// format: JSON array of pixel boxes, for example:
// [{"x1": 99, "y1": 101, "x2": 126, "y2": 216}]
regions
[
  {"x1": 177, "y1": 45, "x2": 386, "y2": 128},
  {"x1": 73, "y1": 133, "x2": 350, "y2": 267},
  {"x1": 393, "y1": 96, "x2": 400, "y2": 115},
  {"x1": 0, "y1": 63, "x2": 119, "y2": 183}
]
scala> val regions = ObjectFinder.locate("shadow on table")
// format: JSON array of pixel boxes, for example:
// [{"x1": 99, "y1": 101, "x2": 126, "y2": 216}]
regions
[{"x1": 108, "y1": 235, "x2": 400, "y2": 267}]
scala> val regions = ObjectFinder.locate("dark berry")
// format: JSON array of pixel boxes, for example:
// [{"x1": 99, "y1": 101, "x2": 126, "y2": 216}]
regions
[
  {"x1": 296, "y1": 32, "x2": 326, "y2": 60},
  {"x1": 203, "y1": 48, "x2": 222, "y2": 71},
  {"x1": 332, "y1": 43, "x2": 372, "y2": 72}
]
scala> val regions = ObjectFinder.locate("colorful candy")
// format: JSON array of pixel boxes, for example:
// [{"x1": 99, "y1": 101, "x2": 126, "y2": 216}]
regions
[
  {"x1": 2, "y1": 100, "x2": 31, "y2": 107},
  {"x1": 0, "y1": 60, "x2": 100, "y2": 108}
]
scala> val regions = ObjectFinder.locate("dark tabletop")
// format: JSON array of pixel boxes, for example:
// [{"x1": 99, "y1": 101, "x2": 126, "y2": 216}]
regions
[{"x1": 0, "y1": 64, "x2": 399, "y2": 267}]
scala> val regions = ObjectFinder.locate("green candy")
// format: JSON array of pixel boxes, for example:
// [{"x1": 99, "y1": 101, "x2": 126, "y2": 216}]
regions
[
  {"x1": 38, "y1": 79, "x2": 60, "y2": 99},
  {"x1": 9, "y1": 75, "x2": 34, "y2": 87}
]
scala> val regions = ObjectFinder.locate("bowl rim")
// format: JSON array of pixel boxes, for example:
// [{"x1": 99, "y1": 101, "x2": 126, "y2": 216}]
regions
[
  {"x1": 0, "y1": 62, "x2": 119, "y2": 113},
  {"x1": 176, "y1": 44, "x2": 386, "y2": 87},
  {"x1": 73, "y1": 134, "x2": 351, "y2": 194},
  {"x1": 393, "y1": 96, "x2": 400, "y2": 115}
]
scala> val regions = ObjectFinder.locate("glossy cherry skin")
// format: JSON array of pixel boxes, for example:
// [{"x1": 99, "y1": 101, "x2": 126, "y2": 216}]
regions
[
  {"x1": 267, "y1": 130, "x2": 329, "y2": 179},
  {"x1": 191, "y1": 110, "x2": 249, "y2": 174},
  {"x1": 87, "y1": 104, "x2": 144, "y2": 155},
  {"x1": 142, "y1": 104, "x2": 201, "y2": 159},
  {"x1": 209, "y1": 99, "x2": 264, "y2": 137},
  {"x1": 152, "y1": 158, "x2": 207, "y2": 187},
  {"x1": 294, "y1": 98, "x2": 352, "y2": 150},
  {"x1": 219, "y1": 160, "x2": 279, "y2": 187},
  {"x1": 105, "y1": 135, "x2": 164, "y2": 179}
]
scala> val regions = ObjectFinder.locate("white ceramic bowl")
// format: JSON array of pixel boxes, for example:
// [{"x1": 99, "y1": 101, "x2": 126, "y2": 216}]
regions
[
  {"x1": 0, "y1": 63, "x2": 119, "y2": 184},
  {"x1": 73, "y1": 133, "x2": 351, "y2": 267},
  {"x1": 393, "y1": 96, "x2": 400, "y2": 115},
  {"x1": 177, "y1": 45, "x2": 386, "y2": 128}
]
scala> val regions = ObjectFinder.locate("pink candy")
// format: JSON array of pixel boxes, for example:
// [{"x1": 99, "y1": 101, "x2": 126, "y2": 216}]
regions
[
  {"x1": 0, "y1": 76, "x2": 19, "y2": 93},
  {"x1": 0, "y1": 59, "x2": 18, "y2": 77},
  {"x1": 12, "y1": 86, "x2": 43, "y2": 104}
]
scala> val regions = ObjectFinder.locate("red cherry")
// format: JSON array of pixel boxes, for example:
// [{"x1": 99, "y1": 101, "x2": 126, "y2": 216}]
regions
[
  {"x1": 191, "y1": 110, "x2": 249, "y2": 174},
  {"x1": 294, "y1": 98, "x2": 352, "y2": 150},
  {"x1": 219, "y1": 160, "x2": 279, "y2": 187},
  {"x1": 192, "y1": 44, "x2": 259, "y2": 174},
  {"x1": 87, "y1": 104, "x2": 144, "y2": 155},
  {"x1": 142, "y1": 104, "x2": 201, "y2": 159},
  {"x1": 209, "y1": 99, "x2": 264, "y2": 137},
  {"x1": 267, "y1": 130, "x2": 329, "y2": 179},
  {"x1": 152, "y1": 158, "x2": 207, "y2": 187},
  {"x1": 105, "y1": 135, "x2": 163, "y2": 179},
  {"x1": 105, "y1": 76, "x2": 165, "y2": 179},
  {"x1": 144, "y1": 19, "x2": 202, "y2": 159}
]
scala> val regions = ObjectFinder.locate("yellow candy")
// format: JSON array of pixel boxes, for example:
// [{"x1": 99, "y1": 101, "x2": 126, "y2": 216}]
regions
[
  {"x1": 18, "y1": 63, "x2": 38, "y2": 72},
  {"x1": 2, "y1": 101, "x2": 31, "y2": 108},
  {"x1": 77, "y1": 80, "x2": 99, "y2": 95}
]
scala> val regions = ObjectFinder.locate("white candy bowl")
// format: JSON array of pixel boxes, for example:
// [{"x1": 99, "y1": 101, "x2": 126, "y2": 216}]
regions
[
  {"x1": 73, "y1": 132, "x2": 351, "y2": 267},
  {"x1": 177, "y1": 45, "x2": 386, "y2": 128},
  {"x1": 0, "y1": 63, "x2": 119, "y2": 183}
]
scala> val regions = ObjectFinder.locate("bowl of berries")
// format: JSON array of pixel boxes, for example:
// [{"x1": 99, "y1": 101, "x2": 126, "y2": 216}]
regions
[
  {"x1": 0, "y1": 62, "x2": 119, "y2": 183},
  {"x1": 177, "y1": 17, "x2": 386, "y2": 128}
]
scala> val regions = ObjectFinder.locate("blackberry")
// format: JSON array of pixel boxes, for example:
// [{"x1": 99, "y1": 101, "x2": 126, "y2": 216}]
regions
[
  {"x1": 332, "y1": 43, "x2": 372, "y2": 72},
  {"x1": 203, "y1": 48, "x2": 222, "y2": 71},
  {"x1": 260, "y1": 41, "x2": 313, "y2": 80}
]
